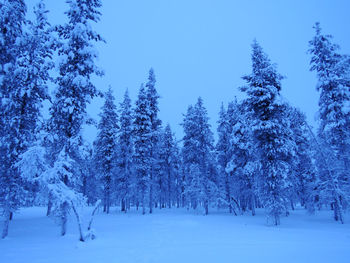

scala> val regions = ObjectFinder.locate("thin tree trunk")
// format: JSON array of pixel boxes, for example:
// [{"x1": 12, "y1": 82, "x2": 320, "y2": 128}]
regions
[
  {"x1": 232, "y1": 197, "x2": 241, "y2": 215},
  {"x1": 71, "y1": 202, "x2": 84, "y2": 242},
  {"x1": 149, "y1": 180, "x2": 153, "y2": 214},
  {"x1": 106, "y1": 187, "x2": 110, "y2": 214},
  {"x1": 334, "y1": 196, "x2": 344, "y2": 224},
  {"x1": 121, "y1": 199, "x2": 126, "y2": 212},
  {"x1": 274, "y1": 214, "x2": 280, "y2": 225},
  {"x1": 204, "y1": 200, "x2": 209, "y2": 215},
  {"x1": 142, "y1": 190, "x2": 146, "y2": 215},
  {"x1": 168, "y1": 170, "x2": 171, "y2": 209},
  {"x1": 290, "y1": 200, "x2": 295, "y2": 211},
  {"x1": 88, "y1": 200, "x2": 101, "y2": 231},
  {"x1": 251, "y1": 193, "x2": 256, "y2": 216},
  {"x1": 61, "y1": 201, "x2": 68, "y2": 236},
  {"x1": 61, "y1": 204, "x2": 68, "y2": 235},
  {"x1": 103, "y1": 191, "x2": 107, "y2": 213},
  {"x1": 47, "y1": 197, "x2": 52, "y2": 216},
  {"x1": 1, "y1": 208, "x2": 10, "y2": 239}
]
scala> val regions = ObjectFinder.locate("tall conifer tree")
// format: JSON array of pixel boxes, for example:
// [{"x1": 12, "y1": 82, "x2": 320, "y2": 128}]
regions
[
  {"x1": 182, "y1": 97, "x2": 217, "y2": 215},
  {"x1": 134, "y1": 84, "x2": 152, "y2": 214},
  {"x1": 0, "y1": 0, "x2": 27, "y2": 239},
  {"x1": 241, "y1": 41, "x2": 295, "y2": 225},
  {"x1": 145, "y1": 68, "x2": 162, "y2": 213},
  {"x1": 47, "y1": 0, "x2": 103, "y2": 236},
  {"x1": 309, "y1": 23, "x2": 350, "y2": 223},
  {"x1": 94, "y1": 87, "x2": 118, "y2": 214},
  {"x1": 116, "y1": 89, "x2": 134, "y2": 212}
]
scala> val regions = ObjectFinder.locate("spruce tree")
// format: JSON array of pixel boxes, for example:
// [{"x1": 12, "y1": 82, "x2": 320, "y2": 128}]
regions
[
  {"x1": 182, "y1": 97, "x2": 217, "y2": 215},
  {"x1": 116, "y1": 89, "x2": 134, "y2": 212},
  {"x1": 309, "y1": 23, "x2": 350, "y2": 223},
  {"x1": 0, "y1": 0, "x2": 32, "y2": 238},
  {"x1": 225, "y1": 100, "x2": 257, "y2": 216},
  {"x1": 158, "y1": 124, "x2": 178, "y2": 208},
  {"x1": 47, "y1": 0, "x2": 103, "y2": 236},
  {"x1": 94, "y1": 87, "x2": 119, "y2": 214},
  {"x1": 145, "y1": 68, "x2": 162, "y2": 213},
  {"x1": 241, "y1": 40, "x2": 295, "y2": 225},
  {"x1": 286, "y1": 107, "x2": 316, "y2": 211},
  {"x1": 173, "y1": 140, "x2": 183, "y2": 208},
  {"x1": 216, "y1": 103, "x2": 234, "y2": 213},
  {"x1": 133, "y1": 84, "x2": 152, "y2": 214}
]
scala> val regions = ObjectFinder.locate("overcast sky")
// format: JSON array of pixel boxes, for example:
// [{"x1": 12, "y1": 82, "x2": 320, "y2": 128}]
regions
[{"x1": 27, "y1": 0, "x2": 350, "y2": 142}]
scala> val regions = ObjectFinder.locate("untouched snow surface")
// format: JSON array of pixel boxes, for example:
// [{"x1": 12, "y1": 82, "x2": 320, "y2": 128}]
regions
[{"x1": 1, "y1": 207, "x2": 350, "y2": 263}]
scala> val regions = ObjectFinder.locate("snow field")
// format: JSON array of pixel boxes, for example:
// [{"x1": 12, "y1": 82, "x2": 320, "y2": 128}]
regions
[{"x1": 1, "y1": 207, "x2": 350, "y2": 263}]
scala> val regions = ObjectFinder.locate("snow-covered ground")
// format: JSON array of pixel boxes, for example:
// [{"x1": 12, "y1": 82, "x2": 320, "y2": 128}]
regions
[{"x1": 1, "y1": 207, "x2": 350, "y2": 263}]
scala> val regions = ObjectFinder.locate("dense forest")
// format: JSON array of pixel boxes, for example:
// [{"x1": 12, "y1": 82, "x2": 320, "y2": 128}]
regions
[{"x1": 0, "y1": 0, "x2": 349, "y2": 242}]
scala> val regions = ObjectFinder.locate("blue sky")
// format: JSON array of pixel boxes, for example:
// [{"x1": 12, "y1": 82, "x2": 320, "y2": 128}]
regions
[{"x1": 27, "y1": 0, "x2": 350, "y2": 141}]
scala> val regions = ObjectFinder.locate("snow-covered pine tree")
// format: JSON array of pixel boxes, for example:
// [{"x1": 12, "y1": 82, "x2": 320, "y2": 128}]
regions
[
  {"x1": 216, "y1": 103, "x2": 233, "y2": 213},
  {"x1": 241, "y1": 40, "x2": 295, "y2": 225},
  {"x1": 225, "y1": 100, "x2": 257, "y2": 216},
  {"x1": 171, "y1": 137, "x2": 183, "y2": 208},
  {"x1": 156, "y1": 128, "x2": 167, "y2": 209},
  {"x1": 285, "y1": 107, "x2": 317, "y2": 211},
  {"x1": 145, "y1": 68, "x2": 162, "y2": 213},
  {"x1": 0, "y1": 0, "x2": 54, "y2": 238},
  {"x1": 116, "y1": 89, "x2": 134, "y2": 212},
  {"x1": 94, "y1": 87, "x2": 119, "y2": 214},
  {"x1": 181, "y1": 104, "x2": 198, "y2": 209},
  {"x1": 0, "y1": 0, "x2": 27, "y2": 239},
  {"x1": 133, "y1": 84, "x2": 152, "y2": 215},
  {"x1": 182, "y1": 97, "x2": 217, "y2": 215},
  {"x1": 47, "y1": 0, "x2": 103, "y2": 236},
  {"x1": 20, "y1": 0, "x2": 56, "y2": 215},
  {"x1": 158, "y1": 124, "x2": 178, "y2": 208},
  {"x1": 309, "y1": 23, "x2": 350, "y2": 223}
]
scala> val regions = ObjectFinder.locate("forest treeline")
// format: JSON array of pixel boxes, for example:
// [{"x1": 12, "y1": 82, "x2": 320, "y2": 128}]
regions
[{"x1": 0, "y1": 0, "x2": 349, "y2": 241}]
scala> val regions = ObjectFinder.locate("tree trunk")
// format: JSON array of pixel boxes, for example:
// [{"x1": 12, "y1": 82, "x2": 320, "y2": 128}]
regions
[
  {"x1": 47, "y1": 195, "x2": 52, "y2": 216},
  {"x1": 229, "y1": 204, "x2": 233, "y2": 214},
  {"x1": 61, "y1": 201, "x2": 68, "y2": 236},
  {"x1": 204, "y1": 200, "x2": 209, "y2": 215},
  {"x1": 232, "y1": 198, "x2": 241, "y2": 215},
  {"x1": 103, "y1": 191, "x2": 107, "y2": 213},
  {"x1": 71, "y1": 202, "x2": 84, "y2": 242},
  {"x1": 168, "y1": 171, "x2": 171, "y2": 209},
  {"x1": 1, "y1": 208, "x2": 10, "y2": 239},
  {"x1": 334, "y1": 196, "x2": 344, "y2": 224},
  {"x1": 88, "y1": 200, "x2": 101, "y2": 231},
  {"x1": 251, "y1": 193, "x2": 256, "y2": 216},
  {"x1": 149, "y1": 182, "x2": 153, "y2": 214},
  {"x1": 121, "y1": 199, "x2": 126, "y2": 212},
  {"x1": 106, "y1": 187, "x2": 110, "y2": 214},
  {"x1": 274, "y1": 214, "x2": 280, "y2": 226},
  {"x1": 142, "y1": 191, "x2": 146, "y2": 215}
]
